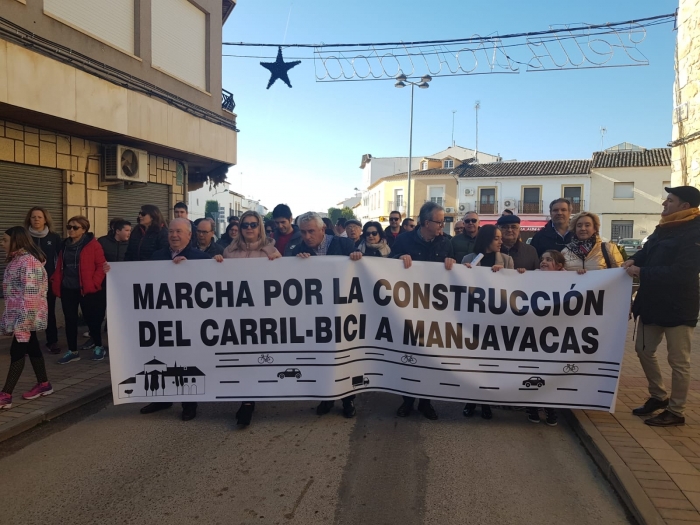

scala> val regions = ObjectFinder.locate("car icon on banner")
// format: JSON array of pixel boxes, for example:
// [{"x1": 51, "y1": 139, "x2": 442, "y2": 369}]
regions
[
  {"x1": 278, "y1": 368, "x2": 302, "y2": 379},
  {"x1": 522, "y1": 377, "x2": 545, "y2": 388}
]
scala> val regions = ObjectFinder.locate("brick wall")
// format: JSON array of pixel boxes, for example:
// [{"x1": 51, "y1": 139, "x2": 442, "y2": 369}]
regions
[
  {"x1": 672, "y1": 0, "x2": 700, "y2": 187},
  {"x1": 0, "y1": 119, "x2": 184, "y2": 236}
]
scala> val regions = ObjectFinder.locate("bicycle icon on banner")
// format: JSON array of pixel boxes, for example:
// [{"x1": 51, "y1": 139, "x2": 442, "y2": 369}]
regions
[
  {"x1": 258, "y1": 354, "x2": 274, "y2": 364},
  {"x1": 401, "y1": 354, "x2": 417, "y2": 365},
  {"x1": 563, "y1": 363, "x2": 579, "y2": 374}
]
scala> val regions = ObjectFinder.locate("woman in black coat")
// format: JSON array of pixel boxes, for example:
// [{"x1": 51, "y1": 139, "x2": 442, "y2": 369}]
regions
[
  {"x1": 125, "y1": 205, "x2": 168, "y2": 262},
  {"x1": 25, "y1": 206, "x2": 63, "y2": 354},
  {"x1": 356, "y1": 221, "x2": 391, "y2": 257}
]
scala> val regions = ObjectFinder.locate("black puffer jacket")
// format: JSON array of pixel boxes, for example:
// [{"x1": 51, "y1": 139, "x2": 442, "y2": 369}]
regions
[
  {"x1": 390, "y1": 227, "x2": 454, "y2": 263},
  {"x1": 30, "y1": 231, "x2": 62, "y2": 277},
  {"x1": 98, "y1": 233, "x2": 129, "y2": 262},
  {"x1": 125, "y1": 224, "x2": 169, "y2": 262},
  {"x1": 631, "y1": 216, "x2": 700, "y2": 327}
]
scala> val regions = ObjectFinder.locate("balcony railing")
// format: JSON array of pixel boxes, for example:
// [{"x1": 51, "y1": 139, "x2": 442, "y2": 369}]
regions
[
  {"x1": 387, "y1": 201, "x2": 405, "y2": 214},
  {"x1": 518, "y1": 201, "x2": 543, "y2": 214},
  {"x1": 476, "y1": 202, "x2": 496, "y2": 214},
  {"x1": 570, "y1": 200, "x2": 585, "y2": 214},
  {"x1": 222, "y1": 89, "x2": 236, "y2": 112}
]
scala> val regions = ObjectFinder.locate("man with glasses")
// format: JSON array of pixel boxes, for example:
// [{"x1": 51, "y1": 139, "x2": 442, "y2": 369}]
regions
[
  {"x1": 497, "y1": 214, "x2": 539, "y2": 270},
  {"x1": 451, "y1": 211, "x2": 479, "y2": 263},
  {"x1": 271, "y1": 203, "x2": 302, "y2": 256},
  {"x1": 384, "y1": 210, "x2": 403, "y2": 248},
  {"x1": 401, "y1": 218, "x2": 415, "y2": 233},
  {"x1": 390, "y1": 201, "x2": 455, "y2": 421},
  {"x1": 195, "y1": 218, "x2": 224, "y2": 257},
  {"x1": 530, "y1": 198, "x2": 573, "y2": 257}
]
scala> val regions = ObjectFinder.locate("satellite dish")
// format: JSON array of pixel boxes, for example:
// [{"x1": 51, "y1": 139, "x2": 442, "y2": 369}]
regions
[{"x1": 121, "y1": 149, "x2": 139, "y2": 177}]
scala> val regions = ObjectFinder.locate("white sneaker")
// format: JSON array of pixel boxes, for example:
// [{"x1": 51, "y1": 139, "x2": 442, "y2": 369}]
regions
[{"x1": 82, "y1": 331, "x2": 90, "y2": 338}]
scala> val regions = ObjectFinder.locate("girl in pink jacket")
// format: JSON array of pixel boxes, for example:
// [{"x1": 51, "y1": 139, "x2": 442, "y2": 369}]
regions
[{"x1": 0, "y1": 226, "x2": 52, "y2": 410}]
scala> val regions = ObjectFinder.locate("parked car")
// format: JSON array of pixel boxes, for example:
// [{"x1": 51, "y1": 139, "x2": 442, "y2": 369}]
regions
[
  {"x1": 522, "y1": 376, "x2": 545, "y2": 388},
  {"x1": 617, "y1": 238, "x2": 643, "y2": 253}
]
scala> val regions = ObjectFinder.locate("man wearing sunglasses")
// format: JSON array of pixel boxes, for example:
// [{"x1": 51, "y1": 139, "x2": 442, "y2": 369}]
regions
[
  {"x1": 391, "y1": 201, "x2": 455, "y2": 421},
  {"x1": 451, "y1": 211, "x2": 480, "y2": 263},
  {"x1": 384, "y1": 210, "x2": 403, "y2": 248}
]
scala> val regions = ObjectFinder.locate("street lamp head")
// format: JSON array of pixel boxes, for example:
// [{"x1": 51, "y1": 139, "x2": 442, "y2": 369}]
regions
[
  {"x1": 418, "y1": 82, "x2": 430, "y2": 89},
  {"x1": 420, "y1": 75, "x2": 432, "y2": 83},
  {"x1": 394, "y1": 81, "x2": 406, "y2": 88},
  {"x1": 396, "y1": 72, "x2": 407, "y2": 82}
]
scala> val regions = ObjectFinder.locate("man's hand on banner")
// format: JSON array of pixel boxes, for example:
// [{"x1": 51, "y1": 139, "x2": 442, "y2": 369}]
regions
[
  {"x1": 492, "y1": 265, "x2": 504, "y2": 272},
  {"x1": 444, "y1": 258, "x2": 455, "y2": 270},
  {"x1": 349, "y1": 252, "x2": 363, "y2": 261},
  {"x1": 517, "y1": 268, "x2": 527, "y2": 274},
  {"x1": 213, "y1": 255, "x2": 224, "y2": 263},
  {"x1": 622, "y1": 259, "x2": 635, "y2": 269},
  {"x1": 104, "y1": 262, "x2": 111, "y2": 273},
  {"x1": 296, "y1": 252, "x2": 311, "y2": 259},
  {"x1": 399, "y1": 255, "x2": 412, "y2": 268},
  {"x1": 625, "y1": 264, "x2": 641, "y2": 278},
  {"x1": 173, "y1": 256, "x2": 187, "y2": 264}
]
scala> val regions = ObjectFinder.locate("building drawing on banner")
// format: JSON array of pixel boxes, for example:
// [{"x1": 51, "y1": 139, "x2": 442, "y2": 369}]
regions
[{"x1": 118, "y1": 358, "x2": 206, "y2": 399}]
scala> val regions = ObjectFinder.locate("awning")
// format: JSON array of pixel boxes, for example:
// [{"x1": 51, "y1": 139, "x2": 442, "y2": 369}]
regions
[{"x1": 480, "y1": 220, "x2": 547, "y2": 232}]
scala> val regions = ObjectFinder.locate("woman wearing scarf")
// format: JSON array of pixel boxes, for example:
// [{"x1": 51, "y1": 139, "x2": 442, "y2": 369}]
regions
[
  {"x1": 357, "y1": 221, "x2": 391, "y2": 258},
  {"x1": 24, "y1": 207, "x2": 63, "y2": 354},
  {"x1": 562, "y1": 212, "x2": 623, "y2": 273},
  {"x1": 222, "y1": 210, "x2": 281, "y2": 426}
]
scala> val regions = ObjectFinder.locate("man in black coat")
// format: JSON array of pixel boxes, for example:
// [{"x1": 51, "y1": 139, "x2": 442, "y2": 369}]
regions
[
  {"x1": 289, "y1": 212, "x2": 362, "y2": 418},
  {"x1": 139, "y1": 218, "x2": 212, "y2": 422},
  {"x1": 624, "y1": 186, "x2": 700, "y2": 427},
  {"x1": 530, "y1": 198, "x2": 573, "y2": 256},
  {"x1": 384, "y1": 210, "x2": 403, "y2": 249},
  {"x1": 390, "y1": 201, "x2": 456, "y2": 420}
]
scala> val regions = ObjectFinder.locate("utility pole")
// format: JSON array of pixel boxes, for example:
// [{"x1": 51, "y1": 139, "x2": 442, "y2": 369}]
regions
[
  {"x1": 451, "y1": 110, "x2": 457, "y2": 147},
  {"x1": 474, "y1": 101, "x2": 480, "y2": 163}
]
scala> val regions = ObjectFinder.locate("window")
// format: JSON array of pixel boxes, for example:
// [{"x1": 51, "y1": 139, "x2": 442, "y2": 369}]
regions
[
  {"x1": 44, "y1": 0, "x2": 135, "y2": 55},
  {"x1": 152, "y1": 0, "x2": 207, "y2": 90},
  {"x1": 611, "y1": 220, "x2": 634, "y2": 241},
  {"x1": 421, "y1": 161, "x2": 428, "y2": 170},
  {"x1": 563, "y1": 186, "x2": 582, "y2": 213},
  {"x1": 614, "y1": 182, "x2": 634, "y2": 199},
  {"x1": 443, "y1": 160, "x2": 454, "y2": 169},
  {"x1": 394, "y1": 189, "x2": 404, "y2": 208},
  {"x1": 521, "y1": 187, "x2": 541, "y2": 214},
  {"x1": 428, "y1": 186, "x2": 444, "y2": 206},
  {"x1": 479, "y1": 188, "x2": 496, "y2": 214}
]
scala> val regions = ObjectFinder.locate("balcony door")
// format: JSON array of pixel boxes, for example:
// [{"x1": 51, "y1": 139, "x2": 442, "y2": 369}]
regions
[
  {"x1": 479, "y1": 188, "x2": 496, "y2": 214},
  {"x1": 521, "y1": 187, "x2": 541, "y2": 214},
  {"x1": 563, "y1": 186, "x2": 583, "y2": 213}
]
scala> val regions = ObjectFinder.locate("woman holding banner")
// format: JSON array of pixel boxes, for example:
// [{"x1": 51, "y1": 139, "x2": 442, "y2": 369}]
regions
[
  {"x1": 223, "y1": 210, "x2": 281, "y2": 425},
  {"x1": 561, "y1": 212, "x2": 623, "y2": 273},
  {"x1": 356, "y1": 221, "x2": 391, "y2": 257}
]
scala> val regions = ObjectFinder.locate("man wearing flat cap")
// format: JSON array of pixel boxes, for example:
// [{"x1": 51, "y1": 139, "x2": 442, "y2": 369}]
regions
[
  {"x1": 624, "y1": 185, "x2": 700, "y2": 426},
  {"x1": 497, "y1": 214, "x2": 540, "y2": 271}
]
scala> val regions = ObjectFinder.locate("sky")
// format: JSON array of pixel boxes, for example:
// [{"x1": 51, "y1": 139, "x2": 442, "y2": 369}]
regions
[{"x1": 222, "y1": 0, "x2": 679, "y2": 214}]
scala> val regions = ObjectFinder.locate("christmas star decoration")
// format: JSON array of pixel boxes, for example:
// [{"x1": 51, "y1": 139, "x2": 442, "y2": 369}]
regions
[{"x1": 260, "y1": 46, "x2": 301, "y2": 89}]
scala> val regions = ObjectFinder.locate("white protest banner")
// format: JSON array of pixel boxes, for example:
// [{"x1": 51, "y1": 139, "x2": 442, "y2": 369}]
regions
[{"x1": 107, "y1": 257, "x2": 633, "y2": 412}]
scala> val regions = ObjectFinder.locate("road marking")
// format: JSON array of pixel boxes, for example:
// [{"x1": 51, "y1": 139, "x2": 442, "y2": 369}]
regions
[
  {"x1": 479, "y1": 386, "x2": 500, "y2": 390},
  {"x1": 365, "y1": 352, "x2": 384, "y2": 356},
  {"x1": 479, "y1": 364, "x2": 499, "y2": 367},
  {"x1": 296, "y1": 357, "x2": 316, "y2": 360},
  {"x1": 335, "y1": 355, "x2": 351, "y2": 360},
  {"x1": 258, "y1": 380, "x2": 278, "y2": 383},
  {"x1": 335, "y1": 377, "x2": 350, "y2": 382},
  {"x1": 519, "y1": 366, "x2": 539, "y2": 369},
  {"x1": 598, "y1": 390, "x2": 615, "y2": 394},
  {"x1": 365, "y1": 373, "x2": 383, "y2": 376},
  {"x1": 557, "y1": 388, "x2": 578, "y2": 391},
  {"x1": 440, "y1": 383, "x2": 460, "y2": 387},
  {"x1": 598, "y1": 368, "x2": 618, "y2": 372},
  {"x1": 219, "y1": 358, "x2": 239, "y2": 361},
  {"x1": 441, "y1": 362, "x2": 460, "y2": 365},
  {"x1": 297, "y1": 380, "x2": 316, "y2": 383},
  {"x1": 401, "y1": 377, "x2": 420, "y2": 382},
  {"x1": 220, "y1": 380, "x2": 240, "y2": 383}
]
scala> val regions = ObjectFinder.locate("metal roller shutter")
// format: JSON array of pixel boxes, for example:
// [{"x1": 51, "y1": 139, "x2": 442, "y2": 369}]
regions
[
  {"x1": 0, "y1": 160, "x2": 64, "y2": 289},
  {"x1": 107, "y1": 183, "x2": 171, "y2": 225}
]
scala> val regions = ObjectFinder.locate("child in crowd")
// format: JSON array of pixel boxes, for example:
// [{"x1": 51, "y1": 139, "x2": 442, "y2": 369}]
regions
[{"x1": 526, "y1": 250, "x2": 566, "y2": 426}]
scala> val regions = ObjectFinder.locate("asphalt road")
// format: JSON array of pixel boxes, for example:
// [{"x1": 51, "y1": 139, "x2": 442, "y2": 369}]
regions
[{"x1": 0, "y1": 394, "x2": 631, "y2": 525}]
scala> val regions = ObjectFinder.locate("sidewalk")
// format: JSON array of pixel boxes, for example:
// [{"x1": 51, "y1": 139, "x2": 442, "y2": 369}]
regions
[
  {"x1": 571, "y1": 321, "x2": 700, "y2": 525},
  {"x1": 0, "y1": 330, "x2": 111, "y2": 443}
]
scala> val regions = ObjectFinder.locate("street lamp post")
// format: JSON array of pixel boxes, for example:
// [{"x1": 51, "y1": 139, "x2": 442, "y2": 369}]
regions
[{"x1": 395, "y1": 72, "x2": 432, "y2": 219}]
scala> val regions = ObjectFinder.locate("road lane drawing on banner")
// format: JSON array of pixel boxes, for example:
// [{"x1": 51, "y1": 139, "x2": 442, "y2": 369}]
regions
[{"x1": 107, "y1": 257, "x2": 633, "y2": 412}]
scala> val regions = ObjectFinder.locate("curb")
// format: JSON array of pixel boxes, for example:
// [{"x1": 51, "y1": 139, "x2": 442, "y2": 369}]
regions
[
  {"x1": 567, "y1": 409, "x2": 665, "y2": 525},
  {"x1": 0, "y1": 382, "x2": 112, "y2": 444}
]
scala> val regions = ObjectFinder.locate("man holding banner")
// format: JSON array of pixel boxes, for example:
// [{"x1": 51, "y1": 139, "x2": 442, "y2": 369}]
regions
[
  {"x1": 390, "y1": 201, "x2": 456, "y2": 420},
  {"x1": 625, "y1": 186, "x2": 700, "y2": 427}
]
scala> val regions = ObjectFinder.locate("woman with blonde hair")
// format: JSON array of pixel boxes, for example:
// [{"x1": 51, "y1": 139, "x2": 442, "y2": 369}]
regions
[
  {"x1": 0, "y1": 226, "x2": 52, "y2": 409},
  {"x1": 222, "y1": 211, "x2": 281, "y2": 261},
  {"x1": 24, "y1": 206, "x2": 63, "y2": 354},
  {"x1": 562, "y1": 212, "x2": 623, "y2": 273},
  {"x1": 222, "y1": 210, "x2": 280, "y2": 426}
]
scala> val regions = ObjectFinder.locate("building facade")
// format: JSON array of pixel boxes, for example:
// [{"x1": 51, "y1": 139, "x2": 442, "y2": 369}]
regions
[
  {"x1": 0, "y1": 0, "x2": 238, "y2": 245},
  {"x1": 672, "y1": 0, "x2": 700, "y2": 188}
]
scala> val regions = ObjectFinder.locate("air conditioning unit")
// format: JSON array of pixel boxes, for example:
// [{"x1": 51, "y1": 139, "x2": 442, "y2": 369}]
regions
[
  {"x1": 458, "y1": 204, "x2": 467, "y2": 212},
  {"x1": 464, "y1": 188, "x2": 476, "y2": 196},
  {"x1": 503, "y1": 198, "x2": 517, "y2": 209},
  {"x1": 445, "y1": 207, "x2": 455, "y2": 213},
  {"x1": 102, "y1": 145, "x2": 149, "y2": 185}
]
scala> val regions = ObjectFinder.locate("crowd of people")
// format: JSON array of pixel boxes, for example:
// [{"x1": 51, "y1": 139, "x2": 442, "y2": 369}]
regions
[{"x1": 1, "y1": 186, "x2": 699, "y2": 431}]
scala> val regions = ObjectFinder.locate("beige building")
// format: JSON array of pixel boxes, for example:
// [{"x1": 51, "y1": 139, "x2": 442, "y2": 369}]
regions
[
  {"x1": 672, "y1": 0, "x2": 700, "y2": 187},
  {"x1": 0, "y1": 0, "x2": 238, "y2": 244}
]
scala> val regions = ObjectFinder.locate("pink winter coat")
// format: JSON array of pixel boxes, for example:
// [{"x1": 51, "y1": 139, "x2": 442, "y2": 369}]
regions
[
  {"x1": 1, "y1": 250, "x2": 48, "y2": 342},
  {"x1": 223, "y1": 241, "x2": 281, "y2": 259}
]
